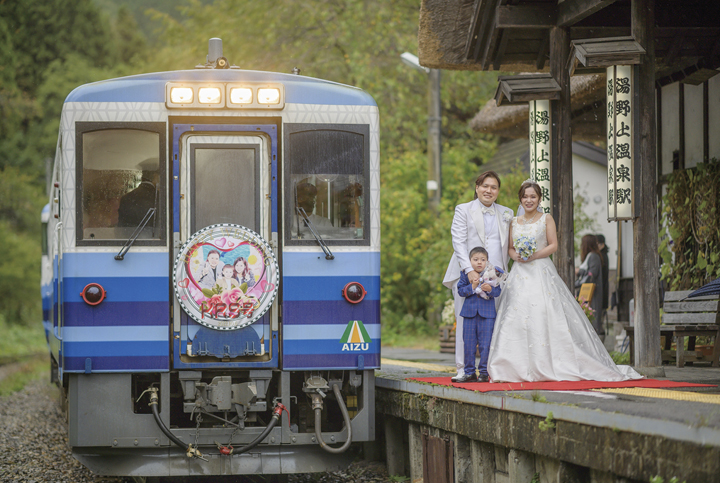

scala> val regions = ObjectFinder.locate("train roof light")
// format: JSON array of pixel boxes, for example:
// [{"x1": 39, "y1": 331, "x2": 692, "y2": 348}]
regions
[
  {"x1": 198, "y1": 87, "x2": 222, "y2": 104},
  {"x1": 258, "y1": 88, "x2": 281, "y2": 105},
  {"x1": 170, "y1": 87, "x2": 193, "y2": 104},
  {"x1": 226, "y1": 83, "x2": 285, "y2": 109},
  {"x1": 166, "y1": 83, "x2": 284, "y2": 109},
  {"x1": 229, "y1": 87, "x2": 253, "y2": 104}
]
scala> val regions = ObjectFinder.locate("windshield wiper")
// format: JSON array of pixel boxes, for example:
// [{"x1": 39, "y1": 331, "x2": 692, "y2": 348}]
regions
[
  {"x1": 297, "y1": 207, "x2": 334, "y2": 260},
  {"x1": 115, "y1": 208, "x2": 156, "y2": 261}
]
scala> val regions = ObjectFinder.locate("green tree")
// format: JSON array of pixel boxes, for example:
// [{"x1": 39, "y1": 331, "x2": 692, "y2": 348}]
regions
[{"x1": 0, "y1": 0, "x2": 144, "y2": 325}]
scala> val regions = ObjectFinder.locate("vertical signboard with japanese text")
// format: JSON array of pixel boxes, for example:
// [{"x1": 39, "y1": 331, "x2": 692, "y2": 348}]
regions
[
  {"x1": 606, "y1": 65, "x2": 633, "y2": 220},
  {"x1": 528, "y1": 100, "x2": 552, "y2": 213}
]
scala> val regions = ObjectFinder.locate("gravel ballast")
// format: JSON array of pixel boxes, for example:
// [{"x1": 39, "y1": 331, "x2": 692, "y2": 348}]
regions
[{"x1": 0, "y1": 380, "x2": 395, "y2": 483}]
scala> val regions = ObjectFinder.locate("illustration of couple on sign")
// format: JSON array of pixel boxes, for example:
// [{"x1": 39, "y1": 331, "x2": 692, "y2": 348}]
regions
[
  {"x1": 196, "y1": 250, "x2": 257, "y2": 293},
  {"x1": 443, "y1": 171, "x2": 642, "y2": 384}
]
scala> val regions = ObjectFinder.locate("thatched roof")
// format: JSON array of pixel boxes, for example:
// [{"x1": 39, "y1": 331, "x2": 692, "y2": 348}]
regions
[
  {"x1": 471, "y1": 74, "x2": 606, "y2": 141},
  {"x1": 418, "y1": 0, "x2": 720, "y2": 74},
  {"x1": 418, "y1": 0, "x2": 487, "y2": 72}
]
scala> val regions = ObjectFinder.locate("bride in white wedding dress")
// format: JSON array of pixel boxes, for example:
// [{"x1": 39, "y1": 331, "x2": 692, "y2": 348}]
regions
[{"x1": 487, "y1": 180, "x2": 642, "y2": 383}]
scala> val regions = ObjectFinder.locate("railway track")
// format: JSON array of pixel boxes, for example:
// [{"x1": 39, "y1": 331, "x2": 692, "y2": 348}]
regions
[{"x1": 0, "y1": 375, "x2": 397, "y2": 483}]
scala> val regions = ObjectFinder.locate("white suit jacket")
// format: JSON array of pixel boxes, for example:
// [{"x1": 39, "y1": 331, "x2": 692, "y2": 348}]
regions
[{"x1": 442, "y1": 199, "x2": 513, "y2": 289}]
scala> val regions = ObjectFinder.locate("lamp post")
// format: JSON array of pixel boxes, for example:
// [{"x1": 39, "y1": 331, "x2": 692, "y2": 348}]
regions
[{"x1": 401, "y1": 52, "x2": 442, "y2": 212}]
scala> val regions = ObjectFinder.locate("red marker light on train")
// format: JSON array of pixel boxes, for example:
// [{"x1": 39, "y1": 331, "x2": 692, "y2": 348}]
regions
[
  {"x1": 80, "y1": 283, "x2": 106, "y2": 306},
  {"x1": 342, "y1": 282, "x2": 366, "y2": 304}
]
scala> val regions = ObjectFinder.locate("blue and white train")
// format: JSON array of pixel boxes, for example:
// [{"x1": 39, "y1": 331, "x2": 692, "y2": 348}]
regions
[{"x1": 41, "y1": 38, "x2": 380, "y2": 478}]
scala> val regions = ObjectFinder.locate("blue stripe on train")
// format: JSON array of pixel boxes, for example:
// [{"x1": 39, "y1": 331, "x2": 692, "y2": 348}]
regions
[
  {"x1": 283, "y1": 324, "x2": 381, "y2": 340},
  {"x1": 283, "y1": 353, "x2": 380, "y2": 370},
  {"x1": 64, "y1": 356, "x2": 168, "y2": 372},
  {"x1": 64, "y1": 302, "x2": 169, "y2": 327},
  {"x1": 282, "y1": 252, "x2": 380, "y2": 277},
  {"x1": 62, "y1": 252, "x2": 168, "y2": 277},
  {"x1": 63, "y1": 341, "x2": 168, "y2": 357},
  {"x1": 63, "y1": 277, "x2": 169, "y2": 303},
  {"x1": 283, "y1": 339, "x2": 379, "y2": 355},
  {"x1": 282, "y1": 276, "x2": 379, "y2": 301},
  {"x1": 63, "y1": 325, "x2": 167, "y2": 341},
  {"x1": 282, "y1": 300, "x2": 380, "y2": 325}
]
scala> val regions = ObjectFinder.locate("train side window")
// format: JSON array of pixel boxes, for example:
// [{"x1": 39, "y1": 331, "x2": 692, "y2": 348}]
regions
[
  {"x1": 285, "y1": 124, "x2": 370, "y2": 245},
  {"x1": 75, "y1": 122, "x2": 166, "y2": 246}
]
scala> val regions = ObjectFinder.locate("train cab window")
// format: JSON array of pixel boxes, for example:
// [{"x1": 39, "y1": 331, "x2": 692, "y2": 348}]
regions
[
  {"x1": 76, "y1": 122, "x2": 166, "y2": 245},
  {"x1": 285, "y1": 125, "x2": 370, "y2": 245}
]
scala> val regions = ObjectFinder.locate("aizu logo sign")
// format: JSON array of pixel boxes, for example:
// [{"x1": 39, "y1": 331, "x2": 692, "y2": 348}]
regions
[{"x1": 340, "y1": 320, "x2": 371, "y2": 351}]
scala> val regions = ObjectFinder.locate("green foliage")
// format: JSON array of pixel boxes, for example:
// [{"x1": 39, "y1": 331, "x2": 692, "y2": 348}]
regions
[
  {"x1": 649, "y1": 477, "x2": 685, "y2": 483},
  {"x1": 0, "y1": 355, "x2": 48, "y2": 397},
  {"x1": 531, "y1": 392, "x2": 547, "y2": 403},
  {"x1": 659, "y1": 159, "x2": 720, "y2": 290},
  {"x1": 0, "y1": 219, "x2": 42, "y2": 323},
  {"x1": 0, "y1": 0, "x2": 146, "y2": 326},
  {"x1": 610, "y1": 351, "x2": 630, "y2": 365},
  {"x1": 538, "y1": 411, "x2": 555, "y2": 431},
  {"x1": 573, "y1": 184, "x2": 599, "y2": 254},
  {"x1": 0, "y1": 317, "x2": 46, "y2": 360}
]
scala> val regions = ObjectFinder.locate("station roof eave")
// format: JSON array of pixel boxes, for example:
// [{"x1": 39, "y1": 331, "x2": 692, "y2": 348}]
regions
[{"x1": 418, "y1": 0, "x2": 720, "y2": 74}]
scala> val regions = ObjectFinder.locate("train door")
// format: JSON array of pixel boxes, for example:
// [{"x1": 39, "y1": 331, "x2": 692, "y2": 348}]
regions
[{"x1": 171, "y1": 123, "x2": 279, "y2": 369}]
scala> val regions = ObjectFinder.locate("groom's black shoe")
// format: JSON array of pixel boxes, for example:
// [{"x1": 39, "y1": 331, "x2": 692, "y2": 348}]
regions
[
  {"x1": 478, "y1": 374, "x2": 489, "y2": 383},
  {"x1": 451, "y1": 373, "x2": 477, "y2": 383}
]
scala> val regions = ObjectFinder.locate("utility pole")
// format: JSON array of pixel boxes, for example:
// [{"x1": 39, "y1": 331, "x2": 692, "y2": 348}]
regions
[
  {"x1": 401, "y1": 52, "x2": 442, "y2": 212},
  {"x1": 427, "y1": 68, "x2": 442, "y2": 211}
]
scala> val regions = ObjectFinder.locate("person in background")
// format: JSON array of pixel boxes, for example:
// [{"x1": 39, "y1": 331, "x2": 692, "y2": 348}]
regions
[
  {"x1": 596, "y1": 234, "x2": 610, "y2": 325},
  {"x1": 118, "y1": 170, "x2": 159, "y2": 227},
  {"x1": 578, "y1": 235, "x2": 605, "y2": 338}
]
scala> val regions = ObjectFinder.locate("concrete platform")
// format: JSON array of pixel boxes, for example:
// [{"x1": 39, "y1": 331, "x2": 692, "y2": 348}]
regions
[{"x1": 375, "y1": 346, "x2": 720, "y2": 483}]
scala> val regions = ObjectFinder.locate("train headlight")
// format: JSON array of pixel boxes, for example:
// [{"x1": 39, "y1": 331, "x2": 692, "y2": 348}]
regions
[
  {"x1": 258, "y1": 88, "x2": 281, "y2": 104},
  {"x1": 170, "y1": 87, "x2": 193, "y2": 104},
  {"x1": 198, "y1": 87, "x2": 222, "y2": 104},
  {"x1": 229, "y1": 87, "x2": 253, "y2": 104},
  {"x1": 342, "y1": 282, "x2": 367, "y2": 304},
  {"x1": 80, "y1": 283, "x2": 107, "y2": 306}
]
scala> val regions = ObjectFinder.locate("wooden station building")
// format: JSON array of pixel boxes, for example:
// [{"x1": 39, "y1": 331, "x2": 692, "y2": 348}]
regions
[{"x1": 417, "y1": 0, "x2": 720, "y2": 373}]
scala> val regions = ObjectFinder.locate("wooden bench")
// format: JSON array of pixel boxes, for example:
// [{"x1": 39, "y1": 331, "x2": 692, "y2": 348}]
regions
[{"x1": 624, "y1": 290, "x2": 720, "y2": 367}]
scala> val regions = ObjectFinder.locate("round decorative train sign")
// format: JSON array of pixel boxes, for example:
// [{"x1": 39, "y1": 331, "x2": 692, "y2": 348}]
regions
[{"x1": 173, "y1": 224, "x2": 279, "y2": 330}]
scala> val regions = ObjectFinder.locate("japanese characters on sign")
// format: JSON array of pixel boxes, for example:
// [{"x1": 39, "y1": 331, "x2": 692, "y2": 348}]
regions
[
  {"x1": 529, "y1": 100, "x2": 552, "y2": 213},
  {"x1": 606, "y1": 65, "x2": 633, "y2": 220}
]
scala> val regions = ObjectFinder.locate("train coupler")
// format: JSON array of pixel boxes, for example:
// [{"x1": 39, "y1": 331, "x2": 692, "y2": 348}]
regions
[
  {"x1": 186, "y1": 444, "x2": 208, "y2": 461},
  {"x1": 215, "y1": 441, "x2": 234, "y2": 455}
]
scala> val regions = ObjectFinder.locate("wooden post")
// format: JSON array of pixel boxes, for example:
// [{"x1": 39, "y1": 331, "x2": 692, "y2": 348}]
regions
[
  {"x1": 631, "y1": 0, "x2": 664, "y2": 375},
  {"x1": 550, "y1": 27, "x2": 574, "y2": 290}
]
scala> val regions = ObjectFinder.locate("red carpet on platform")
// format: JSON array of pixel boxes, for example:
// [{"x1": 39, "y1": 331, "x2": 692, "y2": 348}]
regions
[{"x1": 408, "y1": 377, "x2": 716, "y2": 392}]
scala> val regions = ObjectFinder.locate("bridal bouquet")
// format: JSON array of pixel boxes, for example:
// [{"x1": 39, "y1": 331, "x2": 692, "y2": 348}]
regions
[
  {"x1": 515, "y1": 234, "x2": 537, "y2": 261},
  {"x1": 577, "y1": 296, "x2": 595, "y2": 323}
]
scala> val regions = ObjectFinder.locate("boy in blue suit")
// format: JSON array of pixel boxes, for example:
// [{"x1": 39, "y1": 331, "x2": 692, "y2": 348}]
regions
[{"x1": 451, "y1": 246, "x2": 501, "y2": 383}]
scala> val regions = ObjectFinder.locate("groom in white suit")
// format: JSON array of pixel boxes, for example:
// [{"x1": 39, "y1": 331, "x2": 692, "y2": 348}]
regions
[{"x1": 443, "y1": 171, "x2": 513, "y2": 378}]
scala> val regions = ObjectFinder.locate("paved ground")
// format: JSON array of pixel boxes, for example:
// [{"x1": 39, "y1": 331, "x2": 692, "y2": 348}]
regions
[{"x1": 379, "y1": 346, "x2": 720, "y2": 434}]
